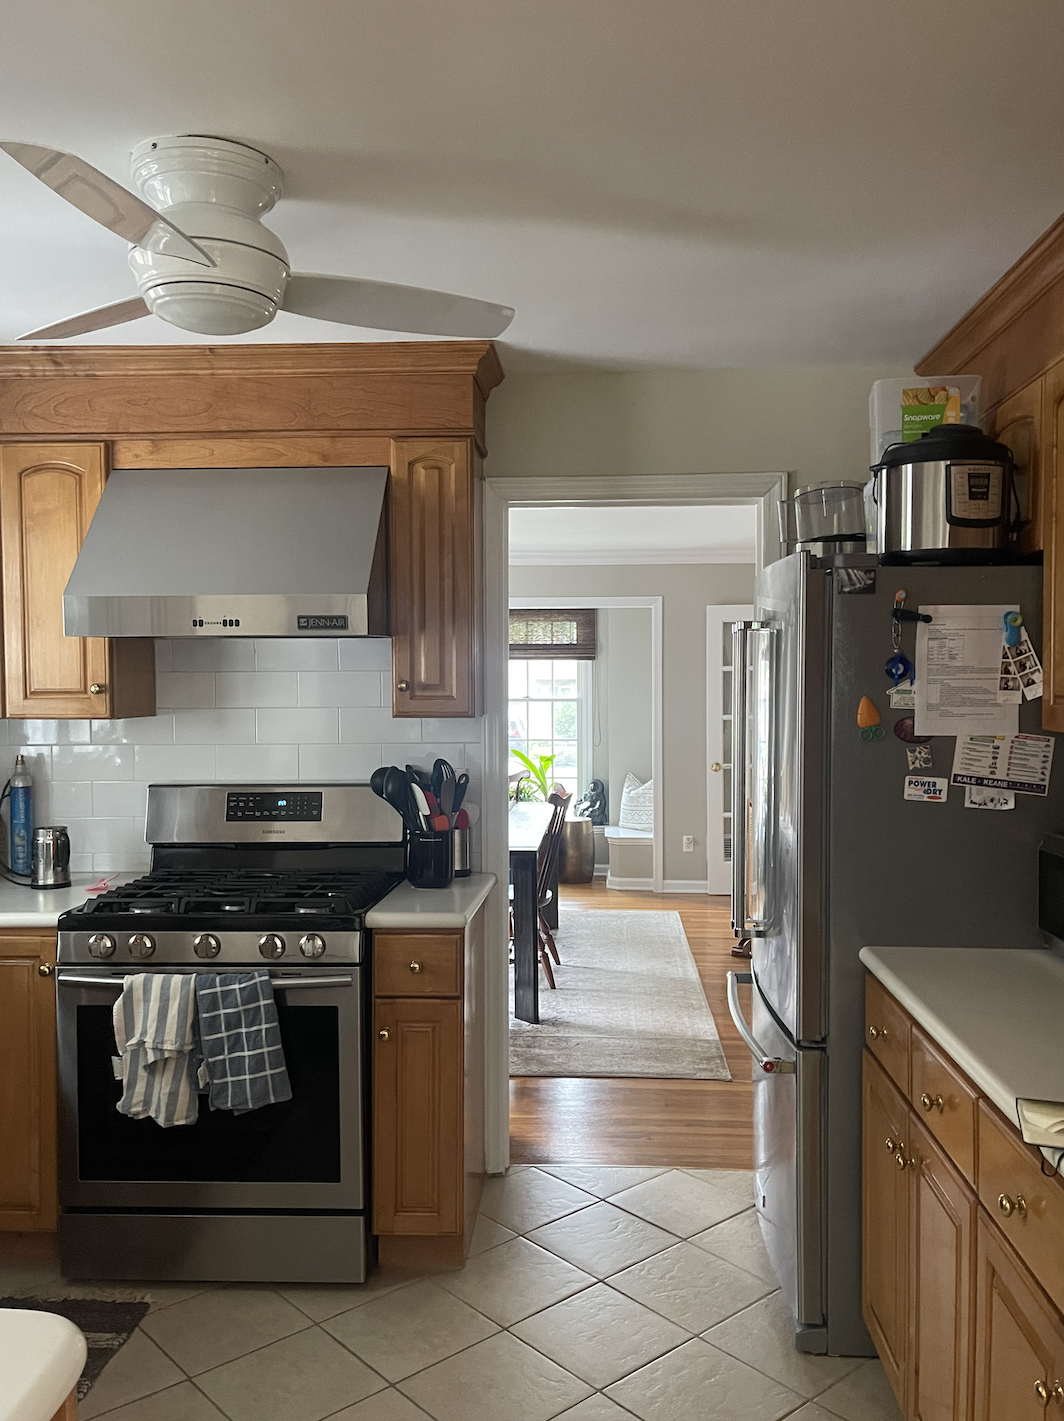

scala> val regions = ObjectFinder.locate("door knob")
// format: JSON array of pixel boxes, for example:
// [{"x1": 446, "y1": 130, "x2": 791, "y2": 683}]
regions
[
  {"x1": 378, "y1": 1028, "x2": 390, "y2": 1041},
  {"x1": 711, "y1": 762, "x2": 722, "y2": 773}
]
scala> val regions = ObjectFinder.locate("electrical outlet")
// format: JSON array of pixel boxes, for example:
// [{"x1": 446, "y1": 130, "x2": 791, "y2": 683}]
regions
[{"x1": 682, "y1": 835, "x2": 695, "y2": 852}]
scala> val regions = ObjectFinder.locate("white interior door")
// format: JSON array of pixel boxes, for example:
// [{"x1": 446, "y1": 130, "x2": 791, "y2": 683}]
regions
[{"x1": 706, "y1": 602, "x2": 753, "y2": 895}]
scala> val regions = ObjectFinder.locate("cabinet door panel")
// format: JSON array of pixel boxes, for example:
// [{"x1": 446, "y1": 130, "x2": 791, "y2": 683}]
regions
[
  {"x1": 974, "y1": 1213, "x2": 1064, "y2": 1421},
  {"x1": 373, "y1": 997, "x2": 462, "y2": 1234},
  {"x1": 0, "y1": 934, "x2": 57, "y2": 1230},
  {"x1": 862, "y1": 1050, "x2": 910, "y2": 1409},
  {"x1": 989, "y1": 378, "x2": 1043, "y2": 554},
  {"x1": 389, "y1": 439, "x2": 476, "y2": 716},
  {"x1": 1043, "y1": 362, "x2": 1064, "y2": 729},
  {"x1": 909, "y1": 1115, "x2": 975, "y2": 1421}
]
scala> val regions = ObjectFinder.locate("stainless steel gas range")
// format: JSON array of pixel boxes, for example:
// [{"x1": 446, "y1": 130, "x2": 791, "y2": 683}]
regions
[{"x1": 55, "y1": 782, "x2": 405, "y2": 1284}]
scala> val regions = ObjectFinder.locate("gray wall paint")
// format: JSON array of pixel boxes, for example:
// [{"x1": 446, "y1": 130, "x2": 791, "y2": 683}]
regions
[
  {"x1": 604, "y1": 607, "x2": 653, "y2": 823},
  {"x1": 509, "y1": 563, "x2": 755, "y2": 883}
]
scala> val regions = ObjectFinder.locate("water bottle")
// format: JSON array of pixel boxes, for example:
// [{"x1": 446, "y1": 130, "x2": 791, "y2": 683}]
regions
[{"x1": 10, "y1": 755, "x2": 33, "y2": 876}]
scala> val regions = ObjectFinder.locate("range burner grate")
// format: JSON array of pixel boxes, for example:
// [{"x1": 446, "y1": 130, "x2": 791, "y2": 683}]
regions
[{"x1": 78, "y1": 868, "x2": 399, "y2": 921}]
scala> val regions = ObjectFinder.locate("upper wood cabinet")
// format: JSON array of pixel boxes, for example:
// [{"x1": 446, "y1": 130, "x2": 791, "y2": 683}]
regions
[
  {"x1": 0, "y1": 932, "x2": 58, "y2": 1231},
  {"x1": 389, "y1": 438, "x2": 478, "y2": 717},
  {"x1": 988, "y1": 379, "x2": 1045, "y2": 555},
  {"x1": 0, "y1": 443, "x2": 155, "y2": 720}
]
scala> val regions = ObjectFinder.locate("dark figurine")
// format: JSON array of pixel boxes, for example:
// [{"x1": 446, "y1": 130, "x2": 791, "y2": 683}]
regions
[{"x1": 574, "y1": 778, "x2": 608, "y2": 826}]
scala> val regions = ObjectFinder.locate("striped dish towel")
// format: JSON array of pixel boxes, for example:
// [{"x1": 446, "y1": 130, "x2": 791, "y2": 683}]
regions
[
  {"x1": 195, "y1": 972, "x2": 292, "y2": 1113},
  {"x1": 113, "y1": 973, "x2": 201, "y2": 1128}
]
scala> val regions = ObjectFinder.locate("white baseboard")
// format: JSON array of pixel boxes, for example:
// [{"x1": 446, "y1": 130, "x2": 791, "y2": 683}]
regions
[
  {"x1": 663, "y1": 878, "x2": 709, "y2": 893},
  {"x1": 606, "y1": 873, "x2": 655, "y2": 891},
  {"x1": 592, "y1": 865, "x2": 608, "y2": 878}
]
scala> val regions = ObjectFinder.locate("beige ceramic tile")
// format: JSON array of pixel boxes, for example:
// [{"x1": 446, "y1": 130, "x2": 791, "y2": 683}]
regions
[
  {"x1": 608, "y1": 1171, "x2": 749, "y2": 1237},
  {"x1": 608, "y1": 1242, "x2": 772, "y2": 1332},
  {"x1": 279, "y1": 1270, "x2": 419, "y2": 1322},
  {"x1": 705, "y1": 1291, "x2": 863, "y2": 1397},
  {"x1": 195, "y1": 1325, "x2": 386, "y2": 1421},
  {"x1": 681, "y1": 1169, "x2": 756, "y2": 1201},
  {"x1": 479, "y1": 1167, "x2": 597, "y2": 1233},
  {"x1": 689, "y1": 1206, "x2": 777, "y2": 1282},
  {"x1": 815, "y1": 1359, "x2": 904, "y2": 1421},
  {"x1": 468, "y1": 1214, "x2": 517, "y2": 1256},
  {"x1": 144, "y1": 1284, "x2": 214, "y2": 1312},
  {"x1": 538, "y1": 1166, "x2": 670, "y2": 1198},
  {"x1": 80, "y1": 1329, "x2": 185, "y2": 1419},
  {"x1": 784, "y1": 1408, "x2": 842, "y2": 1421},
  {"x1": 325, "y1": 1391, "x2": 436, "y2": 1421},
  {"x1": 324, "y1": 1278, "x2": 498, "y2": 1381},
  {"x1": 140, "y1": 1284, "x2": 311, "y2": 1374},
  {"x1": 436, "y1": 1236, "x2": 594, "y2": 1326},
  {"x1": 526, "y1": 1202, "x2": 679, "y2": 1280},
  {"x1": 512, "y1": 1282, "x2": 688, "y2": 1388},
  {"x1": 605, "y1": 1337, "x2": 803, "y2": 1421},
  {"x1": 554, "y1": 1398, "x2": 638, "y2": 1420},
  {"x1": 398, "y1": 1331, "x2": 592, "y2": 1421},
  {"x1": 78, "y1": 1382, "x2": 227, "y2": 1421}
]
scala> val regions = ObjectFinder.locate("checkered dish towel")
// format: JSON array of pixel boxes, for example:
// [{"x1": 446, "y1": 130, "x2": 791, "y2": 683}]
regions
[
  {"x1": 195, "y1": 972, "x2": 293, "y2": 1113},
  {"x1": 113, "y1": 973, "x2": 201, "y2": 1128}
]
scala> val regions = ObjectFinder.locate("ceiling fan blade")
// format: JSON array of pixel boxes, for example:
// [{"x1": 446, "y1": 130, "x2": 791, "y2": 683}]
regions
[
  {"x1": 18, "y1": 296, "x2": 151, "y2": 341},
  {"x1": 284, "y1": 273, "x2": 514, "y2": 338},
  {"x1": 0, "y1": 142, "x2": 214, "y2": 268}
]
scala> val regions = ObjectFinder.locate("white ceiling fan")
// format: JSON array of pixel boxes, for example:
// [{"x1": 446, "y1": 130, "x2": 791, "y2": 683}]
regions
[{"x1": 2, "y1": 134, "x2": 515, "y2": 341}]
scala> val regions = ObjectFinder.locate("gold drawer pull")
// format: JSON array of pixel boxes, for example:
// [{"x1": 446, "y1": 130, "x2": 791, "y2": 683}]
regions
[
  {"x1": 409, "y1": 961, "x2": 422, "y2": 973},
  {"x1": 999, "y1": 1193, "x2": 1027, "y2": 1219},
  {"x1": 1052, "y1": 1380, "x2": 1064, "y2": 1405},
  {"x1": 1036, "y1": 1380, "x2": 1050, "y2": 1406},
  {"x1": 378, "y1": 1028, "x2": 390, "y2": 1041},
  {"x1": 894, "y1": 1150, "x2": 907, "y2": 1171},
  {"x1": 919, "y1": 1092, "x2": 944, "y2": 1113},
  {"x1": 885, "y1": 1137, "x2": 896, "y2": 1152},
  {"x1": 89, "y1": 682, "x2": 105, "y2": 695},
  {"x1": 868, "y1": 1025, "x2": 887, "y2": 1041}
]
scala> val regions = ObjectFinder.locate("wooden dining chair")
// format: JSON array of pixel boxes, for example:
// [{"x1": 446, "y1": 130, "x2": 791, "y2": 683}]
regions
[{"x1": 534, "y1": 790, "x2": 570, "y2": 988}]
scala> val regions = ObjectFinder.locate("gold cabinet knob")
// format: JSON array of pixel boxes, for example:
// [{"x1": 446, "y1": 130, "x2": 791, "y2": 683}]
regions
[
  {"x1": 1051, "y1": 1380, "x2": 1063, "y2": 1405},
  {"x1": 1016, "y1": 1193, "x2": 1028, "y2": 1219},
  {"x1": 710, "y1": 762, "x2": 722, "y2": 773},
  {"x1": 1035, "y1": 1380, "x2": 1050, "y2": 1406},
  {"x1": 378, "y1": 1028, "x2": 390, "y2": 1041},
  {"x1": 999, "y1": 1193, "x2": 1016, "y2": 1217},
  {"x1": 894, "y1": 1151, "x2": 907, "y2": 1170},
  {"x1": 37, "y1": 963, "x2": 53, "y2": 977},
  {"x1": 89, "y1": 683, "x2": 105, "y2": 695},
  {"x1": 885, "y1": 1137, "x2": 896, "y2": 1152},
  {"x1": 868, "y1": 1025, "x2": 887, "y2": 1041},
  {"x1": 396, "y1": 680, "x2": 410, "y2": 692},
  {"x1": 919, "y1": 1092, "x2": 944, "y2": 1113},
  {"x1": 409, "y1": 961, "x2": 422, "y2": 973}
]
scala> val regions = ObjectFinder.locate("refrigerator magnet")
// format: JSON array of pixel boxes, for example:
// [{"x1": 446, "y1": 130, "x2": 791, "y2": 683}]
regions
[
  {"x1": 904, "y1": 775, "x2": 948, "y2": 803},
  {"x1": 906, "y1": 745, "x2": 932, "y2": 771}
]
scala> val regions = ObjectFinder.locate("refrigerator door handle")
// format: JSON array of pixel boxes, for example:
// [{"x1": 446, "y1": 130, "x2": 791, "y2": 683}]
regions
[
  {"x1": 731, "y1": 620, "x2": 754, "y2": 937},
  {"x1": 727, "y1": 971, "x2": 796, "y2": 1074}
]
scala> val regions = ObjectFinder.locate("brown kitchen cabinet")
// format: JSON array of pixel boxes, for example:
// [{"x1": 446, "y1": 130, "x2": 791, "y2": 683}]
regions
[
  {"x1": 0, "y1": 931, "x2": 58, "y2": 1231},
  {"x1": 0, "y1": 442, "x2": 155, "y2": 719},
  {"x1": 863, "y1": 1050, "x2": 911, "y2": 1405},
  {"x1": 371, "y1": 923, "x2": 484, "y2": 1265},
  {"x1": 974, "y1": 1214, "x2": 1064, "y2": 1420}
]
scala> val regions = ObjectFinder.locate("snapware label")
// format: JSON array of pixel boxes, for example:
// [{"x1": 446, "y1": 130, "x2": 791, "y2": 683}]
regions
[{"x1": 904, "y1": 775, "x2": 948, "y2": 803}]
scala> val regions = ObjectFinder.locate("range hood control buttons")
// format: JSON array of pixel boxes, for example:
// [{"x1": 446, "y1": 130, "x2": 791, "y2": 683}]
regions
[
  {"x1": 299, "y1": 933, "x2": 326, "y2": 958},
  {"x1": 259, "y1": 933, "x2": 286, "y2": 959},
  {"x1": 193, "y1": 933, "x2": 221, "y2": 959},
  {"x1": 128, "y1": 934, "x2": 155, "y2": 959},
  {"x1": 87, "y1": 933, "x2": 116, "y2": 959}
]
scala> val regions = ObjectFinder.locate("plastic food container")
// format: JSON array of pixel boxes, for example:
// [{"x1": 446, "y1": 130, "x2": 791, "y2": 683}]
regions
[{"x1": 870, "y1": 376, "x2": 982, "y2": 466}]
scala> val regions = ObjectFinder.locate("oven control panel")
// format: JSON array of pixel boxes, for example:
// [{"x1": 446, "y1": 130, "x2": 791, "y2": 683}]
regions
[{"x1": 225, "y1": 791, "x2": 323, "y2": 822}]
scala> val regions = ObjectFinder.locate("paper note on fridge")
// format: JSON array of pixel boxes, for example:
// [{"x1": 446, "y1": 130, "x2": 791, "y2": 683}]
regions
[
  {"x1": 950, "y1": 732, "x2": 1055, "y2": 796},
  {"x1": 914, "y1": 604, "x2": 1020, "y2": 737}
]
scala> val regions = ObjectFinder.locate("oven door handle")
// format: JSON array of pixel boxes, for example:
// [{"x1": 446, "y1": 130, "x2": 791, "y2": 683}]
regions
[{"x1": 57, "y1": 973, "x2": 355, "y2": 989}]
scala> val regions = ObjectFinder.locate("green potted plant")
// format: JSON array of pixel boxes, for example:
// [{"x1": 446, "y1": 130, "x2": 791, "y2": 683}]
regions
[{"x1": 510, "y1": 750, "x2": 558, "y2": 801}]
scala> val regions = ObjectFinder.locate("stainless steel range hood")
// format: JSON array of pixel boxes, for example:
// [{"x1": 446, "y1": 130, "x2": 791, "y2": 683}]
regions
[{"x1": 64, "y1": 466, "x2": 389, "y2": 638}]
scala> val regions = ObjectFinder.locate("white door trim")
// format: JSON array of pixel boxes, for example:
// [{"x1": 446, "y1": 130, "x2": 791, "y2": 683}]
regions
[
  {"x1": 481, "y1": 470, "x2": 787, "y2": 1174},
  {"x1": 705, "y1": 602, "x2": 754, "y2": 895}
]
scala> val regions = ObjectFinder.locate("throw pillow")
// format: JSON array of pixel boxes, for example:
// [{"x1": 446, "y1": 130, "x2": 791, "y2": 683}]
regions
[{"x1": 618, "y1": 772, "x2": 653, "y2": 832}]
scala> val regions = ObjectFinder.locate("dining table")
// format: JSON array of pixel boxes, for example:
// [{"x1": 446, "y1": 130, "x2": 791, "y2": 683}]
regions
[{"x1": 509, "y1": 800, "x2": 555, "y2": 1025}]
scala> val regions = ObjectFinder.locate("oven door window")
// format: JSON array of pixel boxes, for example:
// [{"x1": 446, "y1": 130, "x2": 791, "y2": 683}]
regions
[{"x1": 75, "y1": 1000, "x2": 341, "y2": 1183}]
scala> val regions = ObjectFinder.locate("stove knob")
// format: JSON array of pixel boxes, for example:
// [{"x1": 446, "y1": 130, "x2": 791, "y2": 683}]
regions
[
  {"x1": 259, "y1": 933, "x2": 286, "y2": 960},
  {"x1": 299, "y1": 933, "x2": 326, "y2": 959},
  {"x1": 193, "y1": 933, "x2": 221, "y2": 959},
  {"x1": 87, "y1": 933, "x2": 116, "y2": 959},
  {"x1": 128, "y1": 933, "x2": 155, "y2": 959}
]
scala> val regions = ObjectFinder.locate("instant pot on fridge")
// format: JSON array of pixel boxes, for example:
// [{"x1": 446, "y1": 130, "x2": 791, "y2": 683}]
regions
[{"x1": 867, "y1": 423, "x2": 1018, "y2": 563}]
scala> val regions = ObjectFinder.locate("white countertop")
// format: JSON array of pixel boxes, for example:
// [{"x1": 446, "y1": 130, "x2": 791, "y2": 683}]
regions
[
  {"x1": 0, "y1": 872, "x2": 140, "y2": 929},
  {"x1": 366, "y1": 873, "x2": 496, "y2": 929},
  {"x1": 860, "y1": 945, "x2": 1064, "y2": 1170}
]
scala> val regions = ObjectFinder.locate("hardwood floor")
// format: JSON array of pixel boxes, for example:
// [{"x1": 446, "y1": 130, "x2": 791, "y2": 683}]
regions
[{"x1": 509, "y1": 879, "x2": 755, "y2": 1168}]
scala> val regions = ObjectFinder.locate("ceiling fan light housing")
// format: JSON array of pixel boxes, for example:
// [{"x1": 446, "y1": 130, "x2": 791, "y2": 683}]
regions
[
  {"x1": 144, "y1": 280, "x2": 277, "y2": 336},
  {"x1": 131, "y1": 135, "x2": 283, "y2": 217}
]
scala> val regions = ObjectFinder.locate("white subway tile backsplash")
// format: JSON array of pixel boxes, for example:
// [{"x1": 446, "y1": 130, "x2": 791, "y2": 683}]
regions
[
  {"x1": 170, "y1": 639, "x2": 256, "y2": 672},
  {"x1": 53, "y1": 745, "x2": 135, "y2": 781},
  {"x1": 418, "y1": 719, "x2": 482, "y2": 740},
  {"x1": 338, "y1": 639, "x2": 392, "y2": 672},
  {"x1": 11, "y1": 720, "x2": 92, "y2": 745},
  {"x1": 256, "y1": 708, "x2": 338, "y2": 744},
  {"x1": 92, "y1": 715, "x2": 175, "y2": 745},
  {"x1": 215, "y1": 672, "x2": 298, "y2": 708},
  {"x1": 134, "y1": 744, "x2": 217, "y2": 782},
  {"x1": 254, "y1": 639, "x2": 339, "y2": 671},
  {"x1": 154, "y1": 641, "x2": 173, "y2": 673},
  {"x1": 174, "y1": 709, "x2": 258, "y2": 744},
  {"x1": 69, "y1": 854, "x2": 94, "y2": 875},
  {"x1": 51, "y1": 781, "x2": 94, "y2": 819},
  {"x1": 156, "y1": 673, "x2": 216, "y2": 709},
  {"x1": 217, "y1": 744, "x2": 299, "y2": 780},
  {"x1": 92, "y1": 781, "x2": 150, "y2": 818},
  {"x1": 94, "y1": 848, "x2": 152, "y2": 873},
  {"x1": 391, "y1": 744, "x2": 480, "y2": 776},
  {"x1": 298, "y1": 744, "x2": 382, "y2": 781},
  {"x1": 65, "y1": 817, "x2": 146, "y2": 857},
  {"x1": 297, "y1": 671, "x2": 382, "y2": 708},
  {"x1": 339, "y1": 706, "x2": 421, "y2": 744}
]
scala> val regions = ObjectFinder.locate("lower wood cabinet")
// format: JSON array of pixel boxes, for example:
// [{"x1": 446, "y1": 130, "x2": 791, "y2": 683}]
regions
[
  {"x1": 863, "y1": 1050, "x2": 911, "y2": 1400},
  {"x1": 0, "y1": 932, "x2": 58, "y2": 1231}
]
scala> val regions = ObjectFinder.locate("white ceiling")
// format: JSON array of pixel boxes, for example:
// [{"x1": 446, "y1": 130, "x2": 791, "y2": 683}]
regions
[
  {"x1": 2, "y1": 2, "x2": 1063, "y2": 370},
  {"x1": 508, "y1": 504, "x2": 757, "y2": 563}
]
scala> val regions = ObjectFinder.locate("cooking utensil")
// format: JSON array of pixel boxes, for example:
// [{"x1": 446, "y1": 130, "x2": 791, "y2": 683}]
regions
[
  {"x1": 451, "y1": 773, "x2": 470, "y2": 816},
  {"x1": 410, "y1": 782, "x2": 432, "y2": 828},
  {"x1": 406, "y1": 765, "x2": 432, "y2": 791},
  {"x1": 455, "y1": 808, "x2": 470, "y2": 831},
  {"x1": 370, "y1": 766, "x2": 388, "y2": 799},
  {"x1": 440, "y1": 778, "x2": 456, "y2": 821},
  {"x1": 383, "y1": 766, "x2": 418, "y2": 831}
]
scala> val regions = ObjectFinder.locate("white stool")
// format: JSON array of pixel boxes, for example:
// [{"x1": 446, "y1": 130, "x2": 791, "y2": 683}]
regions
[{"x1": 0, "y1": 1309, "x2": 86, "y2": 1421}]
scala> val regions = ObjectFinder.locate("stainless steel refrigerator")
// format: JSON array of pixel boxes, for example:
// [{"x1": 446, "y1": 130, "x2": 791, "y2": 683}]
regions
[{"x1": 725, "y1": 552, "x2": 1062, "y2": 1356}]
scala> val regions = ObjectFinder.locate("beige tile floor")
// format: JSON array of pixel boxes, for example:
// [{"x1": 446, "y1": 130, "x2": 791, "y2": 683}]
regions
[{"x1": 0, "y1": 1167, "x2": 903, "y2": 1421}]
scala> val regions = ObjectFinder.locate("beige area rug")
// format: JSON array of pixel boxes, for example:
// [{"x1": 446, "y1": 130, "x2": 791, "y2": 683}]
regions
[{"x1": 510, "y1": 908, "x2": 731, "y2": 1079}]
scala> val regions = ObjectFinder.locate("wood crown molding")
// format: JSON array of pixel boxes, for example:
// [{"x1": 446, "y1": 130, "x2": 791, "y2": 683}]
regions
[{"x1": 916, "y1": 212, "x2": 1064, "y2": 377}]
